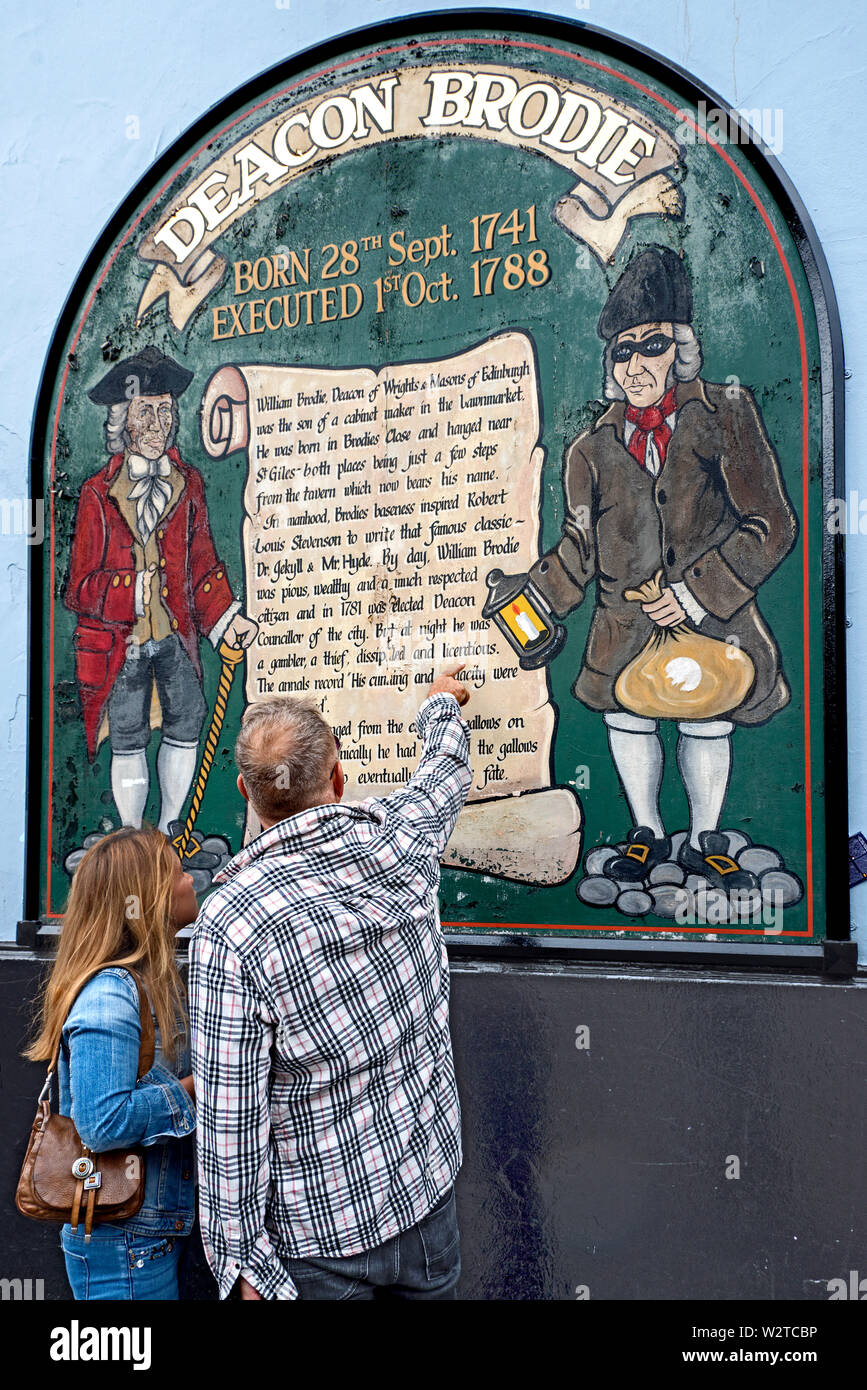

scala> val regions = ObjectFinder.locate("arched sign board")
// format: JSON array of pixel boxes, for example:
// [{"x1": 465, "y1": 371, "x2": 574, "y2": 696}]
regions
[{"x1": 25, "y1": 11, "x2": 851, "y2": 969}]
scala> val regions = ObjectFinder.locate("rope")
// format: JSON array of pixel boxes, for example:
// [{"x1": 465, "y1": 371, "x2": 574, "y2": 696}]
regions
[{"x1": 173, "y1": 640, "x2": 246, "y2": 860}]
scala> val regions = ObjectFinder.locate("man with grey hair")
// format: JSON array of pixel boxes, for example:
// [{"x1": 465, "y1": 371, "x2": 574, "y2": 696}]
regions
[
  {"x1": 65, "y1": 346, "x2": 257, "y2": 854},
  {"x1": 507, "y1": 245, "x2": 797, "y2": 891},
  {"x1": 189, "y1": 667, "x2": 472, "y2": 1300}
]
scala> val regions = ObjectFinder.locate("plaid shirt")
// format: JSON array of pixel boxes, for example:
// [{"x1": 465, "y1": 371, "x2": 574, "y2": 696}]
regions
[{"x1": 188, "y1": 692, "x2": 472, "y2": 1300}]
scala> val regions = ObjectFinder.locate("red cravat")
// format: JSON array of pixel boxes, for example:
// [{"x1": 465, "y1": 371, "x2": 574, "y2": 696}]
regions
[{"x1": 626, "y1": 386, "x2": 677, "y2": 471}]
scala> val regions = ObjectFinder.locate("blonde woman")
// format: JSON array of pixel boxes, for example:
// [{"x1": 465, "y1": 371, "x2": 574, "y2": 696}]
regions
[{"x1": 26, "y1": 827, "x2": 198, "y2": 1299}]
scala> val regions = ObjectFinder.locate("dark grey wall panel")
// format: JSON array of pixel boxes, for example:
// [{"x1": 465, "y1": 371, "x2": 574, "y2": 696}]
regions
[
  {"x1": 1, "y1": 951, "x2": 864, "y2": 1301},
  {"x1": 449, "y1": 962, "x2": 867, "y2": 1300}
]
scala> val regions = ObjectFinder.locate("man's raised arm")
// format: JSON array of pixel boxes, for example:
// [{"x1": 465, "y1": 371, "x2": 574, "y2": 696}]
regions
[{"x1": 383, "y1": 664, "x2": 473, "y2": 855}]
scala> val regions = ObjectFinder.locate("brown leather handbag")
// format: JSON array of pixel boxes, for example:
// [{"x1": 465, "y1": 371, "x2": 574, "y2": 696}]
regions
[{"x1": 15, "y1": 969, "x2": 154, "y2": 1241}]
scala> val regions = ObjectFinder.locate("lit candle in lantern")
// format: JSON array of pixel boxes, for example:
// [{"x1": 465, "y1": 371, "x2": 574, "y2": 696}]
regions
[{"x1": 482, "y1": 568, "x2": 567, "y2": 669}]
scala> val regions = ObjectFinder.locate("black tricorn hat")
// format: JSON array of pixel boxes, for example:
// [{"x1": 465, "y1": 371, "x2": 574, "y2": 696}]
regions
[
  {"x1": 597, "y1": 246, "x2": 693, "y2": 340},
  {"x1": 87, "y1": 345, "x2": 193, "y2": 405}
]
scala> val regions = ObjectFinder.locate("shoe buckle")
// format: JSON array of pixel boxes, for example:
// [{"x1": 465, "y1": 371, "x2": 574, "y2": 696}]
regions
[
  {"x1": 625, "y1": 843, "x2": 650, "y2": 864},
  {"x1": 705, "y1": 854, "x2": 739, "y2": 875}
]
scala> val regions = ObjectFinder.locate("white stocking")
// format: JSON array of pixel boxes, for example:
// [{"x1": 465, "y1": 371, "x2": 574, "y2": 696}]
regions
[
  {"x1": 156, "y1": 739, "x2": 199, "y2": 834},
  {"x1": 111, "y1": 750, "x2": 149, "y2": 828},
  {"x1": 676, "y1": 721, "x2": 734, "y2": 849},
  {"x1": 604, "y1": 712, "x2": 665, "y2": 838}
]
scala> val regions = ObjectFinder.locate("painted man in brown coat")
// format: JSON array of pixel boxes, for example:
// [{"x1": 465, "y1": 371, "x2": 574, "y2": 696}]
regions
[{"x1": 527, "y1": 246, "x2": 798, "y2": 890}]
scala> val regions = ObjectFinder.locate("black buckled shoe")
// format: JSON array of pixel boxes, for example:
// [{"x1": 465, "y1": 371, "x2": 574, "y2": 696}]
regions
[
  {"x1": 678, "y1": 830, "x2": 759, "y2": 892},
  {"x1": 603, "y1": 826, "x2": 672, "y2": 883}
]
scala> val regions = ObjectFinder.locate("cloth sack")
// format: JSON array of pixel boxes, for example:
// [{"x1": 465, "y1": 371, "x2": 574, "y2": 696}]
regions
[{"x1": 614, "y1": 572, "x2": 755, "y2": 719}]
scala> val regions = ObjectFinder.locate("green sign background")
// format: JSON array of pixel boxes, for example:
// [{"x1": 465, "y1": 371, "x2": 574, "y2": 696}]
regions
[{"x1": 39, "y1": 27, "x2": 826, "y2": 942}]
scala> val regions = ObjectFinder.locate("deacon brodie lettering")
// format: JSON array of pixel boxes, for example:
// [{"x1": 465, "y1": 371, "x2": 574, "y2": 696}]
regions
[{"x1": 136, "y1": 64, "x2": 680, "y2": 331}]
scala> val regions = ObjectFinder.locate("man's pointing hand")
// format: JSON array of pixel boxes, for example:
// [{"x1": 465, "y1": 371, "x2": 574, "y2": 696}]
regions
[{"x1": 426, "y1": 662, "x2": 470, "y2": 706}]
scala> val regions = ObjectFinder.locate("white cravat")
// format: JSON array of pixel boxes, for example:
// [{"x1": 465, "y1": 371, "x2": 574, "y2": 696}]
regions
[
  {"x1": 125, "y1": 453, "x2": 243, "y2": 639},
  {"x1": 127, "y1": 452, "x2": 171, "y2": 543}
]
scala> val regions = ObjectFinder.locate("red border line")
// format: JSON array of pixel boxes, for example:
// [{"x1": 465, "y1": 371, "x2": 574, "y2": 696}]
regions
[{"x1": 44, "y1": 35, "x2": 813, "y2": 938}]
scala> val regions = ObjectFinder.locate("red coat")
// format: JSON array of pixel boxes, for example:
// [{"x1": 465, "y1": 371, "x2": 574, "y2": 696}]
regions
[{"x1": 64, "y1": 448, "x2": 235, "y2": 760}]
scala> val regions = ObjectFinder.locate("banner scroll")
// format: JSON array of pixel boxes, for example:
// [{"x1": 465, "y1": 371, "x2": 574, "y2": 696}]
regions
[
  {"x1": 139, "y1": 63, "x2": 682, "y2": 330},
  {"x1": 200, "y1": 331, "x2": 581, "y2": 884}
]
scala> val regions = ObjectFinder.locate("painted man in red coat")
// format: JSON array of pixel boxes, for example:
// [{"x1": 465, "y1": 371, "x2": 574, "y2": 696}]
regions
[{"x1": 65, "y1": 346, "x2": 258, "y2": 842}]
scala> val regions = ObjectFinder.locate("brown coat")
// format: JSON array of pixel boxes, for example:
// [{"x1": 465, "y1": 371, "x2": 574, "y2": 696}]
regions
[{"x1": 528, "y1": 378, "x2": 798, "y2": 724}]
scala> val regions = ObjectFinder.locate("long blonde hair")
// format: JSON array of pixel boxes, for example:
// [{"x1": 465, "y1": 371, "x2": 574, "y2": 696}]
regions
[{"x1": 26, "y1": 827, "x2": 187, "y2": 1066}]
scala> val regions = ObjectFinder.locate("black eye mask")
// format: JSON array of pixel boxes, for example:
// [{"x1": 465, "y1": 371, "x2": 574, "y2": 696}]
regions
[{"x1": 611, "y1": 334, "x2": 675, "y2": 364}]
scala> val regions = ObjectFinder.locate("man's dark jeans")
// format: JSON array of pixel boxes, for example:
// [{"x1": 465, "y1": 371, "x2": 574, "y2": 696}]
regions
[{"x1": 282, "y1": 1186, "x2": 460, "y2": 1300}]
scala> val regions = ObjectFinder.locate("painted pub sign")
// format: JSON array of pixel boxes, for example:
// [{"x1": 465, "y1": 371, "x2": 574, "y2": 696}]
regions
[{"x1": 28, "y1": 13, "x2": 847, "y2": 957}]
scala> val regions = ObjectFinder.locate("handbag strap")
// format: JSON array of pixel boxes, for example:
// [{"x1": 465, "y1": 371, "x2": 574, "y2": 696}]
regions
[
  {"x1": 44, "y1": 967, "x2": 156, "y2": 1100},
  {"x1": 131, "y1": 970, "x2": 156, "y2": 1078}
]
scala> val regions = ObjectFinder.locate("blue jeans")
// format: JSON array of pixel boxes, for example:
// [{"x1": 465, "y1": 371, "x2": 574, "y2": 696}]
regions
[
  {"x1": 61, "y1": 1224, "x2": 187, "y2": 1300},
  {"x1": 282, "y1": 1186, "x2": 461, "y2": 1300}
]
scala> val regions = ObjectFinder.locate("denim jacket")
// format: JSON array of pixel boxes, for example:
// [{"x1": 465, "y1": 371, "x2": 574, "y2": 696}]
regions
[{"x1": 57, "y1": 966, "x2": 197, "y2": 1237}]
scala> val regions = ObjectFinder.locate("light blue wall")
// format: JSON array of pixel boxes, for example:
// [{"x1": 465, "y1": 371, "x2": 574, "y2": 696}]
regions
[{"x1": 2, "y1": 0, "x2": 864, "y2": 944}]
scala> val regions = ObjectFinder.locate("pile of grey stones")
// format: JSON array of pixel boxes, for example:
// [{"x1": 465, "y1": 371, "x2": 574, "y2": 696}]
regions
[
  {"x1": 577, "y1": 829, "x2": 803, "y2": 924},
  {"x1": 64, "y1": 823, "x2": 234, "y2": 893}
]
